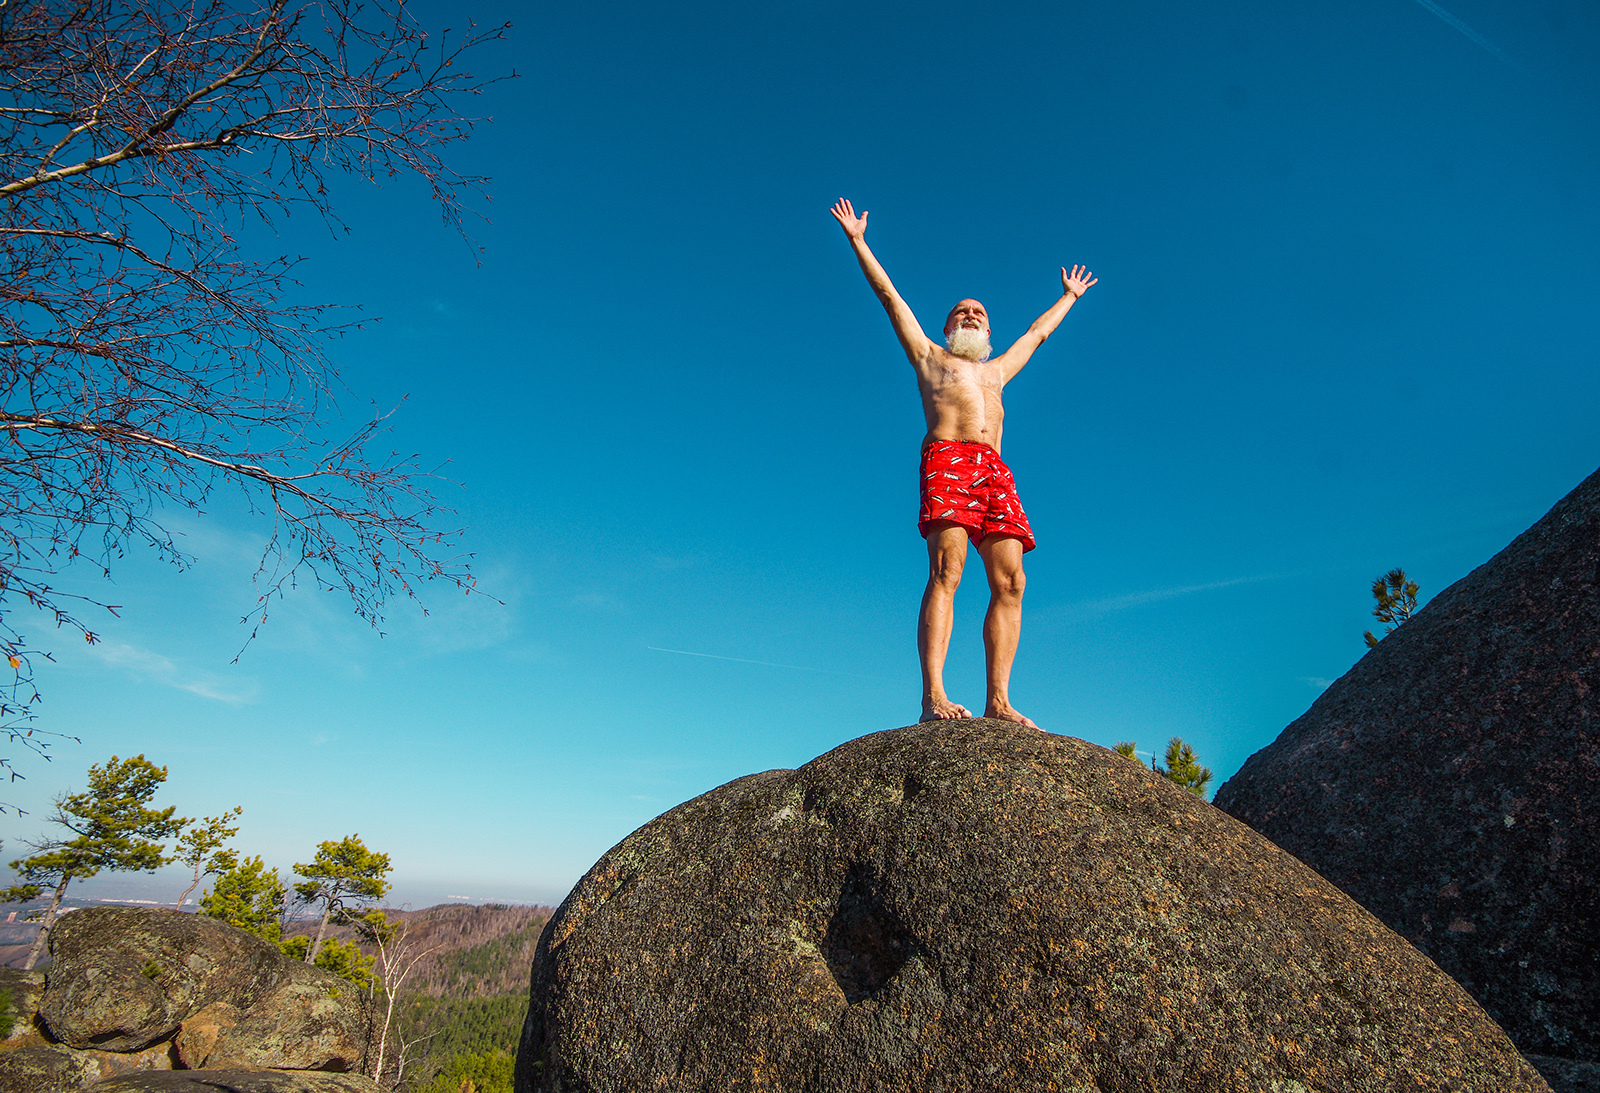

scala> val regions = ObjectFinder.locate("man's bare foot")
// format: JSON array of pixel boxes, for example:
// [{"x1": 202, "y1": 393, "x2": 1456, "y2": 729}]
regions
[
  {"x1": 920, "y1": 695, "x2": 972, "y2": 722},
  {"x1": 985, "y1": 702, "x2": 1041, "y2": 730}
]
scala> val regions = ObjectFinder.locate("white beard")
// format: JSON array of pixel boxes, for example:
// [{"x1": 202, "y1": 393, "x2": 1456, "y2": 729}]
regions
[{"x1": 945, "y1": 327, "x2": 992, "y2": 362}]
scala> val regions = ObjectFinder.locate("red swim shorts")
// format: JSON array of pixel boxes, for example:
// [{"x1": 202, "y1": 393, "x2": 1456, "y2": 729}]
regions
[{"x1": 918, "y1": 440, "x2": 1035, "y2": 552}]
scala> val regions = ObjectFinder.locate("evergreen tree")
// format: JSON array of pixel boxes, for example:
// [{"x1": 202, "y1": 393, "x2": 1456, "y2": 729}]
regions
[
  {"x1": 174, "y1": 806, "x2": 243, "y2": 910},
  {"x1": 293, "y1": 834, "x2": 392, "y2": 965},
  {"x1": 1161, "y1": 737, "x2": 1213, "y2": 798},
  {"x1": 200, "y1": 854, "x2": 288, "y2": 940},
  {"x1": 1363, "y1": 567, "x2": 1421, "y2": 648},
  {"x1": 1111, "y1": 738, "x2": 1214, "y2": 798},
  {"x1": 415, "y1": 1050, "x2": 515, "y2": 1093},
  {"x1": 2, "y1": 755, "x2": 184, "y2": 968},
  {"x1": 278, "y1": 933, "x2": 377, "y2": 990}
]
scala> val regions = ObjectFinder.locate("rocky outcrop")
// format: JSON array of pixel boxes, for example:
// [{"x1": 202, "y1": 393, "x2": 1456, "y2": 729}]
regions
[
  {"x1": 0, "y1": 1043, "x2": 102, "y2": 1093},
  {"x1": 517, "y1": 719, "x2": 1549, "y2": 1093},
  {"x1": 0, "y1": 906, "x2": 367, "y2": 1088},
  {"x1": 93, "y1": 1070, "x2": 383, "y2": 1092},
  {"x1": 1215, "y1": 465, "x2": 1600, "y2": 1064},
  {"x1": 0, "y1": 967, "x2": 46, "y2": 1041},
  {"x1": 1526, "y1": 1055, "x2": 1600, "y2": 1093}
]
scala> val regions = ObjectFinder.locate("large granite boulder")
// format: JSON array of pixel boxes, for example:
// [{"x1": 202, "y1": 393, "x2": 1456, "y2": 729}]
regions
[
  {"x1": 516, "y1": 719, "x2": 1548, "y2": 1093},
  {"x1": 37, "y1": 906, "x2": 366, "y2": 1073},
  {"x1": 1214, "y1": 464, "x2": 1600, "y2": 1064}
]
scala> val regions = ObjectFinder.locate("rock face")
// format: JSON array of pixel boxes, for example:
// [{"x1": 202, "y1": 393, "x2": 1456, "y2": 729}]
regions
[
  {"x1": 0, "y1": 967, "x2": 46, "y2": 1041},
  {"x1": 0, "y1": 1044, "x2": 102, "y2": 1093},
  {"x1": 93, "y1": 1070, "x2": 383, "y2": 1092},
  {"x1": 1214, "y1": 465, "x2": 1600, "y2": 1062},
  {"x1": 516, "y1": 719, "x2": 1548, "y2": 1093},
  {"x1": 0, "y1": 905, "x2": 367, "y2": 1088}
]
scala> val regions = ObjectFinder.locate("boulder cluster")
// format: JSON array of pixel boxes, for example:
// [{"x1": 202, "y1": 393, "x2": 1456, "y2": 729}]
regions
[{"x1": 0, "y1": 907, "x2": 378, "y2": 1093}]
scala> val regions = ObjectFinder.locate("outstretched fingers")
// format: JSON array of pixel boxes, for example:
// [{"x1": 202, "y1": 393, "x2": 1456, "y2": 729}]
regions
[
  {"x1": 1063, "y1": 264, "x2": 1099, "y2": 296},
  {"x1": 831, "y1": 197, "x2": 867, "y2": 236}
]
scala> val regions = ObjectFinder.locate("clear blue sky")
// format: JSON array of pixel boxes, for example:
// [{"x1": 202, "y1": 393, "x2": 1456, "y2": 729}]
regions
[{"x1": 6, "y1": 0, "x2": 1597, "y2": 908}]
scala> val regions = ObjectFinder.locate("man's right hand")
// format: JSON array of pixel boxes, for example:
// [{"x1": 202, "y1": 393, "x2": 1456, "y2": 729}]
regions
[{"x1": 831, "y1": 197, "x2": 868, "y2": 241}]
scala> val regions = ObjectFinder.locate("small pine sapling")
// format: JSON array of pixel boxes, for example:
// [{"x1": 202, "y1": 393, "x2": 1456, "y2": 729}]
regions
[
  {"x1": 1363, "y1": 568, "x2": 1421, "y2": 648},
  {"x1": 1161, "y1": 737, "x2": 1214, "y2": 798}
]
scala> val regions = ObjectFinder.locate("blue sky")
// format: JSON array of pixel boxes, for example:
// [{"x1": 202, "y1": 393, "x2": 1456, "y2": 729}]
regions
[{"x1": 5, "y1": 0, "x2": 1597, "y2": 908}]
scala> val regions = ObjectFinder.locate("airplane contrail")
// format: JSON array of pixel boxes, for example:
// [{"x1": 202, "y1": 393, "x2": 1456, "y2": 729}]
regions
[
  {"x1": 647, "y1": 646, "x2": 883, "y2": 680},
  {"x1": 1411, "y1": 0, "x2": 1515, "y2": 65}
]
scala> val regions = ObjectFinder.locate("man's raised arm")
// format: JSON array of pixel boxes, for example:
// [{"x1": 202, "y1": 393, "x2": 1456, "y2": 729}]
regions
[
  {"x1": 996, "y1": 265, "x2": 1099, "y2": 382},
  {"x1": 831, "y1": 198, "x2": 931, "y2": 364}
]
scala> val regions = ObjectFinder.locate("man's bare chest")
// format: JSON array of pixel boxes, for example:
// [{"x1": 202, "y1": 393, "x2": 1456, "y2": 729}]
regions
[{"x1": 920, "y1": 356, "x2": 1004, "y2": 403}]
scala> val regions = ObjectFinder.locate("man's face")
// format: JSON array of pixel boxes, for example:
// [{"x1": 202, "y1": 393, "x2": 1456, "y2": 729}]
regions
[
  {"x1": 944, "y1": 299, "x2": 993, "y2": 362},
  {"x1": 944, "y1": 299, "x2": 989, "y2": 338}
]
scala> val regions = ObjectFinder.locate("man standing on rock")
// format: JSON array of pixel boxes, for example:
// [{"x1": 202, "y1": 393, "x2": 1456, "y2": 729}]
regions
[{"x1": 831, "y1": 198, "x2": 1096, "y2": 729}]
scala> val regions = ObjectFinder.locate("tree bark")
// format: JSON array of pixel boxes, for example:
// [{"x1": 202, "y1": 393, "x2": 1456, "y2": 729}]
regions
[
  {"x1": 22, "y1": 874, "x2": 71, "y2": 971},
  {"x1": 306, "y1": 902, "x2": 333, "y2": 965},
  {"x1": 175, "y1": 861, "x2": 203, "y2": 911}
]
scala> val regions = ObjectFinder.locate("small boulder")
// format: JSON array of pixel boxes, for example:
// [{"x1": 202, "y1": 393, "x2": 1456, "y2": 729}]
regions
[
  {"x1": 80, "y1": 1042, "x2": 177, "y2": 1081},
  {"x1": 517, "y1": 720, "x2": 1549, "y2": 1093},
  {"x1": 172, "y1": 1001, "x2": 240, "y2": 1069},
  {"x1": 200, "y1": 976, "x2": 364, "y2": 1071}
]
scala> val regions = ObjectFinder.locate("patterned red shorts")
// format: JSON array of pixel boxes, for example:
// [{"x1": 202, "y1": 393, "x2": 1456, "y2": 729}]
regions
[{"x1": 918, "y1": 440, "x2": 1035, "y2": 552}]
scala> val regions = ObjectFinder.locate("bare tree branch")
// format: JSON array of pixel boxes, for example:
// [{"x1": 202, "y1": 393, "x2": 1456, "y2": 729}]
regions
[{"x1": 0, "y1": 0, "x2": 512, "y2": 764}]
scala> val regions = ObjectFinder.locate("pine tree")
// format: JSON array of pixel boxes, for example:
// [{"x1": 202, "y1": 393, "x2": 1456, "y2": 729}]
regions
[
  {"x1": 278, "y1": 933, "x2": 377, "y2": 990},
  {"x1": 1363, "y1": 567, "x2": 1421, "y2": 648},
  {"x1": 1161, "y1": 737, "x2": 1213, "y2": 798},
  {"x1": 1112, "y1": 738, "x2": 1214, "y2": 798},
  {"x1": 200, "y1": 854, "x2": 288, "y2": 940},
  {"x1": 174, "y1": 806, "x2": 243, "y2": 910},
  {"x1": 293, "y1": 834, "x2": 392, "y2": 965},
  {"x1": 2, "y1": 755, "x2": 185, "y2": 968}
]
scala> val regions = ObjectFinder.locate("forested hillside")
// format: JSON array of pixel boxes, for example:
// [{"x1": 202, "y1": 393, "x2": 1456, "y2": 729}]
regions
[
  {"x1": 293, "y1": 902, "x2": 552, "y2": 1091},
  {"x1": 289, "y1": 902, "x2": 552, "y2": 1000}
]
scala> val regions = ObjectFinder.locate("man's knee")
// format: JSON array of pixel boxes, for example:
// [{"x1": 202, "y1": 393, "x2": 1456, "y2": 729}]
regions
[
  {"x1": 990, "y1": 565, "x2": 1025, "y2": 600},
  {"x1": 981, "y1": 543, "x2": 1025, "y2": 599},
  {"x1": 928, "y1": 547, "x2": 966, "y2": 591}
]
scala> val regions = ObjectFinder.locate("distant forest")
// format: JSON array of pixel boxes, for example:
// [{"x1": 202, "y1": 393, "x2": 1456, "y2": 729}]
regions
[{"x1": 287, "y1": 901, "x2": 552, "y2": 1091}]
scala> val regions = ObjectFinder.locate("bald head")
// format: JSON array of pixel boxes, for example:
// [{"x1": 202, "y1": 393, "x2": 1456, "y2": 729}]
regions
[{"x1": 944, "y1": 299, "x2": 989, "y2": 337}]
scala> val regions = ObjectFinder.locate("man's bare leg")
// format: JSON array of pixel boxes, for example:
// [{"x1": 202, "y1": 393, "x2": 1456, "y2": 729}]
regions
[
  {"x1": 918, "y1": 522, "x2": 973, "y2": 721},
  {"x1": 977, "y1": 534, "x2": 1039, "y2": 729}
]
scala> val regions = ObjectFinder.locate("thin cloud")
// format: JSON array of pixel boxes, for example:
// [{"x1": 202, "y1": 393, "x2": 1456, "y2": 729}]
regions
[
  {"x1": 90, "y1": 642, "x2": 259, "y2": 706},
  {"x1": 1059, "y1": 573, "x2": 1283, "y2": 620},
  {"x1": 1411, "y1": 0, "x2": 1517, "y2": 66}
]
